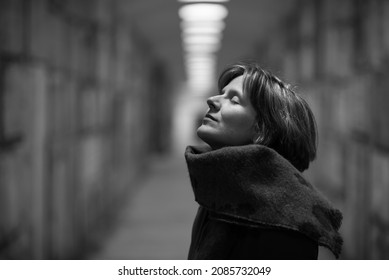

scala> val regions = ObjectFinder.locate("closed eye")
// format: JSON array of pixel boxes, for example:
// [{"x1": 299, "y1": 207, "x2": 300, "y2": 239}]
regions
[{"x1": 231, "y1": 96, "x2": 240, "y2": 104}]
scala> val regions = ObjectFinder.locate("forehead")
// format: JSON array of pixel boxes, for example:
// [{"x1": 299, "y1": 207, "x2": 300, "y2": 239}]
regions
[
  {"x1": 223, "y1": 75, "x2": 244, "y2": 91},
  {"x1": 223, "y1": 75, "x2": 252, "y2": 100}
]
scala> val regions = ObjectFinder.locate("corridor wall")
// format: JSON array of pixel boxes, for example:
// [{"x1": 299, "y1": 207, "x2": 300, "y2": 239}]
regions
[
  {"x1": 0, "y1": 0, "x2": 172, "y2": 259},
  {"x1": 256, "y1": 0, "x2": 389, "y2": 259}
]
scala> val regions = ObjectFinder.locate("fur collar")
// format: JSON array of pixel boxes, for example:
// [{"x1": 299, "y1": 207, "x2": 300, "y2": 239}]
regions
[{"x1": 185, "y1": 144, "x2": 343, "y2": 258}]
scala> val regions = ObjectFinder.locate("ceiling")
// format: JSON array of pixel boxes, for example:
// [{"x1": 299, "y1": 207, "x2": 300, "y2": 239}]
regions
[{"x1": 117, "y1": 0, "x2": 298, "y2": 87}]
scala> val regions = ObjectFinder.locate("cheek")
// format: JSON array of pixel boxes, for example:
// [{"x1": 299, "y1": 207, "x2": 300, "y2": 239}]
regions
[{"x1": 222, "y1": 109, "x2": 256, "y2": 131}]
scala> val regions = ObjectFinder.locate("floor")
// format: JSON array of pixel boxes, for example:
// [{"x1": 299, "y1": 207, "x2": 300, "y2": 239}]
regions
[{"x1": 90, "y1": 154, "x2": 198, "y2": 260}]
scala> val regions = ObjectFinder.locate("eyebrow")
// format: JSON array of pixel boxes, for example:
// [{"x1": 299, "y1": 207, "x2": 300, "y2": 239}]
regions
[{"x1": 222, "y1": 87, "x2": 243, "y2": 97}]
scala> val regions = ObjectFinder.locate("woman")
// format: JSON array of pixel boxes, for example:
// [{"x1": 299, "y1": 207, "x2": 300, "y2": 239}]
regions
[{"x1": 185, "y1": 62, "x2": 343, "y2": 259}]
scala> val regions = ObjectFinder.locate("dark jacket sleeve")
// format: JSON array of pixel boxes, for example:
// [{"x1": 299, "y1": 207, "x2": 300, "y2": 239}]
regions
[{"x1": 188, "y1": 207, "x2": 318, "y2": 260}]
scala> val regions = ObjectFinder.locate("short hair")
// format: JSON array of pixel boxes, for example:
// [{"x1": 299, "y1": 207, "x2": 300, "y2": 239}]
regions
[{"x1": 218, "y1": 62, "x2": 318, "y2": 172}]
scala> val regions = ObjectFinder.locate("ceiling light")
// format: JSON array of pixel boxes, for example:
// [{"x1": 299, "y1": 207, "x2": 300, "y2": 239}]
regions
[
  {"x1": 187, "y1": 71, "x2": 215, "y2": 79},
  {"x1": 186, "y1": 60, "x2": 216, "y2": 66},
  {"x1": 182, "y1": 34, "x2": 221, "y2": 45},
  {"x1": 186, "y1": 57, "x2": 215, "y2": 63},
  {"x1": 186, "y1": 59, "x2": 216, "y2": 66},
  {"x1": 183, "y1": 43, "x2": 221, "y2": 53},
  {"x1": 185, "y1": 57, "x2": 216, "y2": 66},
  {"x1": 188, "y1": 72, "x2": 214, "y2": 78},
  {"x1": 187, "y1": 73, "x2": 215, "y2": 81},
  {"x1": 187, "y1": 65, "x2": 215, "y2": 71},
  {"x1": 178, "y1": 4, "x2": 228, "y2": 22},
  {"x1": 182, "y1": 25, "x2": 223, "y2": 36},
  {"x1": 185, "y1": 53, "x2": 216, "y2": 60},
  {"x1": 178, "y1": 0, "x2": 229, "y2": 3},
  {"x1": 181, "y1": 21, "x2": 225, "y2": 32},
  {"x1": 187, "y1": 66, "x2": 215, "y2": 73}
]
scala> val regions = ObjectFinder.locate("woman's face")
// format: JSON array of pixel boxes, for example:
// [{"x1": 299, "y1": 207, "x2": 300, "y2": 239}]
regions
[{"x1": 197, "y1": 75, "x2": 257, "y2": 149}]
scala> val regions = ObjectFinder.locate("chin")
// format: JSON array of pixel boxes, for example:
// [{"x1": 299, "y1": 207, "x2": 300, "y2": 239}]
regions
[
  {"x1": 197, "y1": 126, "x2": 220, "y2": 148},
  {"x1": 197, "y1": 126, "x2": 212, "y2": 144},
  {"x1": 196, "y1": 125, "x2": 207, "y2": 141}
]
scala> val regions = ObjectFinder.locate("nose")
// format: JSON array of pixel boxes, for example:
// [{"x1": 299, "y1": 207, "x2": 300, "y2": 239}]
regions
[{"x1": 206, "y1": 95, "x2": 220, "y2": 111}]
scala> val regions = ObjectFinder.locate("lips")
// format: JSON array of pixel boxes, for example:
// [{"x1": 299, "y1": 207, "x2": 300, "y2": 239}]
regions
[{"x1": 204, "y1": 113, "x2": 217, "y2": 121}]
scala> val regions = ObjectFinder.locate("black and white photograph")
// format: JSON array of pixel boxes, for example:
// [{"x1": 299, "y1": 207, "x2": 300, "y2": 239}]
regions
[{"x1": 1, "y1": 0, "x2": 389, "y2": 270}]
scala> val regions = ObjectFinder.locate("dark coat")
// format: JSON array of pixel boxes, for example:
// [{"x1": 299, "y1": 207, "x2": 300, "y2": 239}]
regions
[
  {"x1": 185, "y1": 145, "x2": 343, "y2": 260},
  {"x1": 188, "y1": 206, "x2": 318, "y2": 259}
]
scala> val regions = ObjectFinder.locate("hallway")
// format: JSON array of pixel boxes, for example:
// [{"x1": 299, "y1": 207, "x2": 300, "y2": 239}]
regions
[
  {"x1": 90, "y1": 154, "x2": 198, "y2": 260},
  {"x1": 2, "y1": 0, "x2": 389, "y2": 260}
]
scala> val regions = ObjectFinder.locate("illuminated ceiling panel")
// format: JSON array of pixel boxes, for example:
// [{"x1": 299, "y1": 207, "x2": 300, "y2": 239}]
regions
[{"x1": 178, "y1": 2, "x2": 229, "y2": 94}]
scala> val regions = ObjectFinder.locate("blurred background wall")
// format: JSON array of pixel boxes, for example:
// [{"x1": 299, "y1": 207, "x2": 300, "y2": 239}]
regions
[
  {"x1": 1, "y1": 0, "x2": 389, "y2": 260},
  {"x1": 263, "y1": 0, "x2": 389, "y2": 259},
  {"x1": 0, "y1": 0, "x2": 173, "y2": 259}
]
